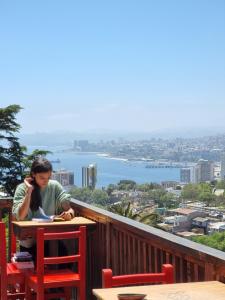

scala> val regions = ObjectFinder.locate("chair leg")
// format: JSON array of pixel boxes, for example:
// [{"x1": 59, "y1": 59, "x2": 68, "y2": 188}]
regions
[
  {"x1": 78, "y1": 286, "x2": 86, "y2": 300},
  {"x1": 26, "y1": 284, "x2": 33, "y2": 300},
  {"x1": 36, "y1": 289, "x2": 44, "y2": 300},
  {"x1": 1, "y1": 284, "x2": 7, "y2": 300},
  {"x1": 64, "y1": 287, "x2": 71, "y2": 300}
]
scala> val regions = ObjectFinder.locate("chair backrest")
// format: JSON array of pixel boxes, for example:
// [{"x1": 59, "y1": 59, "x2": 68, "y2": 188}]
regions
[
  {"x1": 0, "y1": 222, "x2": 8, "y2": 299},
  {"x1": 36, "y1": 226, "x2": 86, "y2": 286},
  {"x1": 102, "y1": 264, "x2": 174, "y2": 288}
]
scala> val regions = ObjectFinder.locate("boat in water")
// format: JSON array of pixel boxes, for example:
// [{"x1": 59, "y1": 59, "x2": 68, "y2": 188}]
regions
[{"x1": 50, "y1": 158, "x2": 61, "y2": 163}]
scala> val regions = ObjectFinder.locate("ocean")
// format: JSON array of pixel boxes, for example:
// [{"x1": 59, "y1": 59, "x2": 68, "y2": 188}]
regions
[{"x1": 40, "y1": 148, "x2": 180, "y2": 188}]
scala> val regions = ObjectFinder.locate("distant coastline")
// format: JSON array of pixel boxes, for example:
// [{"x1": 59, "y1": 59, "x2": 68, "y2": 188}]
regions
[{"x1": 60, "y1": 149, "x2": 188, "y2": 167}]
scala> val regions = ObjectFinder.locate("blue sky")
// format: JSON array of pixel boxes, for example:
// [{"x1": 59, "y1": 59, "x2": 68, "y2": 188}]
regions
[{"x1": 0, "y1": 0, "x2": 225, "y2": 134}]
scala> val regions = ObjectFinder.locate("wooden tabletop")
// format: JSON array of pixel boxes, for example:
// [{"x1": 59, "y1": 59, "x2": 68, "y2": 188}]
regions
[
  {"x1": 93, "y1": 281, "x2": 225, "y2": 300},
  {"x1": 13, "y1": 216, "x2": 96, "y2": 238}
]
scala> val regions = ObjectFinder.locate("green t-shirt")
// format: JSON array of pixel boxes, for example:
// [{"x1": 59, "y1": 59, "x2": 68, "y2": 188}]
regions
[{"x1": 13, "y1": 179, "x2": 71, "y2": 221}]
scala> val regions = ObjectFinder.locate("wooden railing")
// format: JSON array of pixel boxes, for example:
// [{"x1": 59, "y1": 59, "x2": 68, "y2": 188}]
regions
[
  {"x1": 70, "y1": 199, "x2": 225, "y2": 298},
  {"x1": 2, "y1": 197, "x2": 225, "y2": 299}
]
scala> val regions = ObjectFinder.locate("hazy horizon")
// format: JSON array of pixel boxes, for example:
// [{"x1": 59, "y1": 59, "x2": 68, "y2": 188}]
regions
[{"x1": 18, "y1": 127, "x2": 225, "y2": 147}]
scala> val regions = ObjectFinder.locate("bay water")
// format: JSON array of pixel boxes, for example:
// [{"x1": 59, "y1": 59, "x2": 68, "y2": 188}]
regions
[{"x1": 43, "y1": 149, "x2": 180, "y2": 188}]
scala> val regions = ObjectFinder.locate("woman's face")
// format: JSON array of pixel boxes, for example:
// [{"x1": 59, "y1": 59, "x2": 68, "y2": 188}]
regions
[{"x1": 33, "y1": 171, "x2": 52, "y2": 188}]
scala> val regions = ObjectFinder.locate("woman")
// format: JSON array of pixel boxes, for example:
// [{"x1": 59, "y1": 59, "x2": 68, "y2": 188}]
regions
[{"x1": 13, "y1": 157, "x2": 75, "y2": 257}]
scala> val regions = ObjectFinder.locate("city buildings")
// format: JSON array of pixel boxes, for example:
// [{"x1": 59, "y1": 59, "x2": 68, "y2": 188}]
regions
[
  {"x1": 73, "y1": 140, "x2": 89, "y2": 151},
  {"x1": 180, "y1": 168, "x2": 191, "y2": 183},
  {"x1": 221, "y1": 152, "x2": 225, "y2": 180},
  {"x1": 82, "y1": 164, "x2": 97, "y2": 189},
  {"x1": 193, "y1": 159, "x2": 214, "y2": 183},
  {"x1": 52, "y1": 169, "x2": 74, "y2": 188}
]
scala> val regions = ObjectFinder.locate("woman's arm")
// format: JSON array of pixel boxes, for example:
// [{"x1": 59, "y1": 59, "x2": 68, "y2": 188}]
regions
[
  {"x1": 60, "y1": 201, "x2": 75, "y2": 220},
  {"x1": 17, "y1": 178, "x2": 34, "y2": 220},
  {"x1": 54, "y1": 180, "x2": 74, "y2": 220}
]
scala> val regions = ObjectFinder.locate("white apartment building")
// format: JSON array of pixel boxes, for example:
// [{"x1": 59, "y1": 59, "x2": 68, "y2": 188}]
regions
[
  {"x1": 180, "y1": 168, "x2": 191, "y2": 183},
  {"x1": 193, "y1": 159, "x2": 214, "y2": 183},
  {"x1": 52, "y1": 169, "x2": 74, "y2": 187},
  {"x1": 82, "y1": 164, "x2": 97, "y2": 189}
]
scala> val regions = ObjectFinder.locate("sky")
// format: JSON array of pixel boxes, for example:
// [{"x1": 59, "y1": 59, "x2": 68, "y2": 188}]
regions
[{"x1": 0, "y1": 0, "x2": 225, "y2": 135}]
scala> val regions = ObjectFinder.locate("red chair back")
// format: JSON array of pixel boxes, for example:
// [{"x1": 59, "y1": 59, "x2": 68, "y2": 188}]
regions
[
  {"x1": 102, "y1": 264, "x2": 174, "y2": 288},
  {"x1": 37, "y1": 226, "x2": 86, "y2": 285},
  {"x1": 26, "y1": 225, "x2": 87, "y2": 300}
]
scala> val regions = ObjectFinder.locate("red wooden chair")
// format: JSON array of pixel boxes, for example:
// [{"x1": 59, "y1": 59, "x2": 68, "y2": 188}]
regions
[
  {"x1": 0, "y1": 221, "x2": 25, "y2": 300},
  {"x1": 26, "y1": 225, "x2": 86, "y2": 300},
  {"x1": 102, "y1": 264, "x2": 174, "y2": 288}
]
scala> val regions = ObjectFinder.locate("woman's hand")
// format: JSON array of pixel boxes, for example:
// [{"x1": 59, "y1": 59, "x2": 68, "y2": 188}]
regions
[
  {"x1": 59, "y1": 210, "x2": 73, "y2": 221},
  {"x1": 24, "y1": 177, "x2": 34, "y2": 195}
]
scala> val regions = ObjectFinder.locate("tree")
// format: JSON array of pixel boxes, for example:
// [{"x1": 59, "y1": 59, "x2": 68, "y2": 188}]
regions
[
  {"x1": 216, "y1": 180, "x2": 225, "y2": 189},
  {"x1": 156, "y1": 192, "x2": 179, "y2": 209},
  {"x1": 191, "y1": 232, "x2": 225, "y2": 252},
  {"x1": 69, "y1": 187, "x2": 92, "y2": 203},
  {"x1": 106, "y1": 184, "x2": 116, "y2": 196},
  {"x1": 0, "y1": 105, "x2": 26, "y2": 196},
  {"x1": 139, "y1": 212, "x2": 162, "y2": 227},
  {"x1": 137, "y1": 182, "x2": 161, "y2": 192},
  {"x1": 108, "y1": 201, "x2": 162, "y2": 227},
  {"x1": 108, "y1": 201, "x2": 140, "y2": 219},
  {"x1": 0, "y1": 105, "x2": 51, "y2": 196},
  {"x1": 117, "y1": 180, "x2": 136, "y2": 190},
  {"x1": 91, "y1": 189, "x2": 110, "y2": 206},
  {"x1": 198, "y1": 191, "x2": 215, "y2": 205},
  {"x1": 181, "y1": 183, "x2": 199, "y2": 200}
]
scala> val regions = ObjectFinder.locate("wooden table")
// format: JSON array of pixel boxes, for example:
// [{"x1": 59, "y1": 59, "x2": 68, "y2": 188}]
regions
[
  {"x1": 13, "y1": 216, "x2": 96, "y2": 299},
  {"x1": 93, "y1": 281, "x2": 225, "y2": 300},
  {"x1": 13, "y1": 216, "x2": 96, "y2": 239}
]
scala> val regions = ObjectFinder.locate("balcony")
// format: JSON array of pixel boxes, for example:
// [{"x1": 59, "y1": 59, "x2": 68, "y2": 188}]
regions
[{"x1": 1, "y1": 198, "x2": 225, "y2": 299}]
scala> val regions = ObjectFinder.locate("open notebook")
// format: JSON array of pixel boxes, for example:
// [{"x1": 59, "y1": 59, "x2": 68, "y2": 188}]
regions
[{"x1": 32, "y1": 207, "x2": 54, "y2": 222}]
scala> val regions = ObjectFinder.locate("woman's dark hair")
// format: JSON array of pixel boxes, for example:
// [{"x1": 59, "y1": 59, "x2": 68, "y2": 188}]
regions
[{"x1": 30, "y1": 157, "x2": 53, "y2": 211}]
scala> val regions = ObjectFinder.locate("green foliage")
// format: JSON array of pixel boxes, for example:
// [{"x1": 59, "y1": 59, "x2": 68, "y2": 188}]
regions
[
  {"x1": 139, "y1": 212, "x2": 163, "y2": 226},
  {"x1": 137, "y1": 182, "x2": 161, "y2": 192},
  {"x1": 108, "y1": 200, "x2": 162, "y2": 227},
  {"x1": 0, "y1": 105, "x2": 25, "y2": 195},
  {"x1": 181, "y1": 183, "x2": 200, "y2": 200},
  {"x1": 69, "y1": 187, "x2": 92, "y2": 202},
  {"x1": 108, "y1": 201, "x2": 139, "y2": 220},
  {"x1": 104, "y1": 181, "x2": 161, "y2": 195},
  {"x1": 0, "y1": 105, "x2": 51, "y2": 195},
  {"x1": 90, "y1": 189, "x2": 110, "y2": 206},
  {"x1": 69, "y1": 187, "x2": 110, "y2": 206},
  {"x1": 175, "y1": 185, "x2": 182, "y2": 190},
  {"x1": 216, "y1": 180, "x2": 225, "y2": 189},
  {"x1": 181, "y1": 182, "x2": 214, "y2": 203},
  {"x1": 198, "y1": 191, "x2": 215, "y2": 205},
  {"x1": 106, "y1": 184, "x2": 116, "y2": 196},
  {"x1": 117, "y1": 180, "x2": 137, "y2": 190},
  {"x1": 191, "y1": 231, "x2": 225, "y2": 252},
  {"x1": 157, "y1": 192, "x2": 179, "y2": 209}
]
